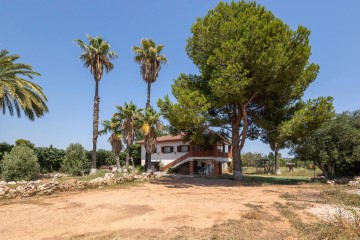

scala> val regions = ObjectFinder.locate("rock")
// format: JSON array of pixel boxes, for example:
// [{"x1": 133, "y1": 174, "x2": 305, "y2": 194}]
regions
[
  {"x1": 20, "y1": 182, "x2": 38, "y2": 197},
  {"x1": 59, "y1": 179, "x2": 79, "y2": 191},
  {"x1": 18, "y1": 181, "x2": 27, "y2": 185},
  {"x1": 348, "y1": 181, "x2": 360, "y2": 187},
  {"x1": 53, "y1": 173, "x2": 62, "y2": 179},
  {"x1": 334, "y1": 177, "x2": 352, "y2": 184},
  {"x1": 37, "y1": 181, "x2": 59, "y2": 195},
  {"x1": 7, "y1": 181, "x2": 16, "y2": 185},
  {"x1": 0, "y1": 181, "x2": 6, "y2": 186},
  {"x1": 326, "y1": 180, "x2": 335, "y2": 185},
  {"x1": 116, "y1": 177, "x2": 124, "y2": 183},
  {"x1": 354, "y1": 176, "x2": 360, "y2": 181},
  {"x1": 103, "y1": 173, "x2": 117, "y2": 184},
  {"x1": 77, "y1": 181, "x2": 88, "y2": 189},
  {"x1": 89, "y1": 177, "x2": 104, "y2": 186}
]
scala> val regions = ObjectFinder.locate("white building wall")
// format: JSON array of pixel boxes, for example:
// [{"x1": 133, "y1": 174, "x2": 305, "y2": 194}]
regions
[{"x1": 140, "y1": 140, "x2": 189, "y2": 166}]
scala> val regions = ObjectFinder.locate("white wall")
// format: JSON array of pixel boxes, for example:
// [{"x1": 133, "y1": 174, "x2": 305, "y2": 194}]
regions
[{"x1": 140, "y1": 140, "x2": 189, "y2": 166}]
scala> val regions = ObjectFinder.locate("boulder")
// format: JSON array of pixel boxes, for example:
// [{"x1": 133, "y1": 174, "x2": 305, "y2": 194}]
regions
[
  {"x1": 334, "y1": 177, "x2": 352, "y2": 184},
  {"x1": 326, "y1": 180, "x2": 335, "y2": 185},
  {"x1": 0, "y1": 181, "x2": 6, "y2": 186},
  {"x1": 37, "y1": 181, "x2": 59, "y2": 195},
  {"x1": 20, "y1": 182, "x2": 38, "y2": 197},
  {"x1": 59, "y1": 179, "x2": 78, "y2": 191},
  {"x1": 52, "y1": 173, "x2": 63, "y2": 179},
  {"x1": 348, "y1": 181, "x2": 360, "y2": 187},
  {"x1": 89, "y1": 177, "x2": 104, "y2": 186},
  {"x1": 7, "y1": 181, "x2": 16, "y2": 185}
]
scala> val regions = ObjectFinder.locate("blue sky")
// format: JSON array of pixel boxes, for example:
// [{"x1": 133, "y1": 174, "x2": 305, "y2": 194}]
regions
[{"x1": 1, "y1": 1, "x2": 359, "y2": 157}]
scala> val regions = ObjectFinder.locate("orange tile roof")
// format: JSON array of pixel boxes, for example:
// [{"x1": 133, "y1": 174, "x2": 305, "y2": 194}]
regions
[{"x1": 137, "y1": 134, "x2": 184, "y2": 144}]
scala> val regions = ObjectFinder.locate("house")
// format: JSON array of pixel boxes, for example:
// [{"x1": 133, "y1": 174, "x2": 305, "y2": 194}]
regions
[{"x1": 138, "y1": 134, "x2": 232, "y2": 175}]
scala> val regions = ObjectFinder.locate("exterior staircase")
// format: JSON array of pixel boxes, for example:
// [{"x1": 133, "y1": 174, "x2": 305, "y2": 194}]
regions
[{"x1": 161, "y1": 153, "x2": 190, "y2": 171}]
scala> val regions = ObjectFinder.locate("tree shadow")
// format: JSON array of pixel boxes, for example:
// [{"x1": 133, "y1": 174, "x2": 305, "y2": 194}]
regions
[{"x1": 150, "y1": 174, "x2": 309, "y2": 189}]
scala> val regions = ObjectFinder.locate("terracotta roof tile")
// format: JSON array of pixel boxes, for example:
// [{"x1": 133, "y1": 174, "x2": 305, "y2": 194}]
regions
[{"x1": 137, "y1": 134, "x2": 184, "y2": 144}]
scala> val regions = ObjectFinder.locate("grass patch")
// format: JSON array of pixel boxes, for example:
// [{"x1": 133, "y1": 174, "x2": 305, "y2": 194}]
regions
[
  {"x1": 243, "y1": 166, "x2": 321, "y2": 178},
  {"x1": 275, "y1": 202, "x2": 360, "y2": 239},
  {"x1": 241, "y1": 174, "x2": 308, "y2": 185},
  {"x1": 321, "y1": 188, "x2": 360, "y2": 208}
]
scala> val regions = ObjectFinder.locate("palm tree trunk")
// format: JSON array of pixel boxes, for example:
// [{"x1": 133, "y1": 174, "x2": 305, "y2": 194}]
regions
[
  {"x1": 91, "y1": 80, "x2": 100, "y2": 174},
  {"x1": 146, "y1": 82, "x2": 151, "y2": 109},
  {"x1": 115, "y1": 154, "x2": 121, "y2": 172},
  {"x1": 126, "y1": 147, "x2": 130, "y2": 169}
]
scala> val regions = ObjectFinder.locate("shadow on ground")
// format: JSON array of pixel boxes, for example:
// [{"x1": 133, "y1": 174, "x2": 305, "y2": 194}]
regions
[{"x1": 151, "y1": 174, "x2": 309, "y2": 188}]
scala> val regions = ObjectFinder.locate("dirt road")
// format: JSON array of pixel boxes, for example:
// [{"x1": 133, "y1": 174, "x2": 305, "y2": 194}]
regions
[{"x1": 0, "y1": 176, "x2": 316, "y2": 240}]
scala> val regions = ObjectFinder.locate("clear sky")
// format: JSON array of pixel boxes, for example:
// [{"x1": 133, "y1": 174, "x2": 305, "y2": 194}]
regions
[{"x1": 1, "y1": 1, "x2": 359, "y2": 157}]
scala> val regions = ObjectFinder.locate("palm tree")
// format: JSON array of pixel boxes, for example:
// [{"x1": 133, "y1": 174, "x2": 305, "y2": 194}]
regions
[
  {"x1": 75, "y1": 35, "x2": 118, "y2": 174},
  {"x1": 132, "y1": 39, "x2": 166, "y2": 170},
  {"x1": 0, "y1": 49, "x2": 48, "y2": 120},
  {"x1": 132, "y1": 38, "x2": 167, "y2": 109},
  {"x1": 116, "y1": 101, "x2": 141, "y2": 169},
  {"x1": 138, "y1": 107, "x2": 162, "y2": 171},
  {"x1": 99, "y1": 119, "x2": 123, "y2": 171}
]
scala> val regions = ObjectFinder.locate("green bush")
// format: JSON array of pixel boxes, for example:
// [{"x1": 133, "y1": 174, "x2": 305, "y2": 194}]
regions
[
  {"x1": 1, "y1": 145, "x2": 40, "y2": 181},
  {"x1": 62, "y1": 143, "x2": 89, "y2": 175},
  {"x1": 35, "y1": 146, "x2": 65, "y2": 173},
  {"x1": 0, "y1": 142, "x2": 13, "y2": 173},
  {"x1": 86, "y1": 149, "x2": 116, "y2": 167}
]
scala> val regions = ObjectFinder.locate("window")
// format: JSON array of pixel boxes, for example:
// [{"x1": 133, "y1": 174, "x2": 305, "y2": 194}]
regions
[
  {"x1": 177, "y1": 145, "x2": 189, "y2": 152},
  {"x1": 161, "y1": 146, "x2": 173, "y2": 153}
]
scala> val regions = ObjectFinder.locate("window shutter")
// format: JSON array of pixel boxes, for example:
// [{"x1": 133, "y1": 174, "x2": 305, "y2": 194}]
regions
[
  {"x1": 161, "y1": 147, "x2": 164, "y2": 153},
  {"x1": 170, "y1": 146, "x2": 174, "y2": 153},
  {"x1": 177, "y1": 146, "x2": 181, "y2": 152}
]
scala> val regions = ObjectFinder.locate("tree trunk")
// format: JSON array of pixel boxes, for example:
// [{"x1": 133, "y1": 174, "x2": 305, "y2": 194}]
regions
[
  {"x1": 144, "y1": 153, "x2": 148, "y2": 171},
  {"x1": 146, "y1": 82, "x2": 151, "y2": 109},
  {"x1": 231, "y1": 105, "x2": 242, "y2": 180},
  {"x1": 274, "y1": 148, "x2": 281, "y2": 175},
  {"x1": 115, "y1": 154, "x2": 121, "y2": 172},
  {"x1": 131, "y1": 157, "x2": 135, "y2": 171},
  {"x1": 126, "y1": 147, "x2": 130, "y2": 169},
  {"x1": 146, "y1": 152, "x2": 152, "y2": 172},
  {"x1": 91, "y1": 80, "x2": 100, "y2": 175}
]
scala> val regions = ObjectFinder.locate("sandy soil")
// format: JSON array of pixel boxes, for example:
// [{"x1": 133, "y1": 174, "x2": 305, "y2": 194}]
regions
[{"x1": 0, "y1": 176, "x2": 319, "y2": 240}]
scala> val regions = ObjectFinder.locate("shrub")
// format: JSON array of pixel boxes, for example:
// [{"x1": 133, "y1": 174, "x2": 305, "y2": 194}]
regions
[
  {"x1": 0, "y1": 142, "x2": 13, "y2": 173},
  {"x1": 62, "y1": 143, "x2": 89, "y2": 175},
  {"x1": 86, "y1": 149, "x2": 116, "y2": 167},
  {"x1": 35, "y1": 146, "x2": 65, "y2": 173},
  {"x1": 1, "y1": 145, "x2": 40, "y2": 181}
]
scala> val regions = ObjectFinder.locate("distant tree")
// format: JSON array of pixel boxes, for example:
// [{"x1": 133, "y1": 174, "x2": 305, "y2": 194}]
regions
[
  {"x1": 0, "y1": 49, "x2": 48, "y2": 120},
  {"x1": 95, "y1": 149, "x2": 115, "y2": 167},
  {"x1": 137, "y1": 107, "x2": 162, "y2": 171},
  {"x1": 116, "y1": 101, "x2": 141, "y2": 169},
  {"x1": 62, "y1": 143, "x2": 89, "y2": 175},
  {"x1": 241, "y1": 152, "x2": 263, "y2": 168},
  {"x1": 0, "y1": 142, "x2": 13, "y2": 160},
  {"x1": 35, "y1": 146, "x2": 65, "y2": 173},
  {"x1": 15, "y1": 139, "x2": 35, "y2": 149},
  {"x1": 292, "y1": 111, "x2": 360, "y2": 179},
  {"x1": 158, "y1": 1, "x2": 319, "y2": 180},
  {"x1": 75, "y1": 35, "x2": 118, "y2": 174},
  {"x1": 259, "y1": 96, "x2": 335, "y2": 175},
  {"x1": 0, "y1": 142, "x2": 13, "y2": 173},
  {"x1": 99, "y1": 118, "x2": 123, "y2": 171}
]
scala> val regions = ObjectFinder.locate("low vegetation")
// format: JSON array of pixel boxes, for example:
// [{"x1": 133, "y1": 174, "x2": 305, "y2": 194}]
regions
[{"x1": 1, "y1": 145, "x2": 40, "y2": 181}]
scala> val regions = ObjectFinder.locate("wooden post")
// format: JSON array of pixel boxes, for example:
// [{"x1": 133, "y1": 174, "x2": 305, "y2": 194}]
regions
[
  {"x1": 213, "y1": 160, "x2": 218, "y2": 176},
  {"x1": 189, "y1": 160, "x2": 194, "y2": 175}
]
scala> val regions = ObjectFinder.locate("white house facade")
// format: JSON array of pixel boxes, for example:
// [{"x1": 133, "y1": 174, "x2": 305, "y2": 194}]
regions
[{"x1": 138, "y1": 135, "x2": 232, "y2": 175}]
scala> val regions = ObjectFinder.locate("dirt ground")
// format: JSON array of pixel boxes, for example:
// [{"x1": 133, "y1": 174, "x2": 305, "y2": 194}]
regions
[{"x1": 0, "y1": 176, "x2": 326, "y2": 240}]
